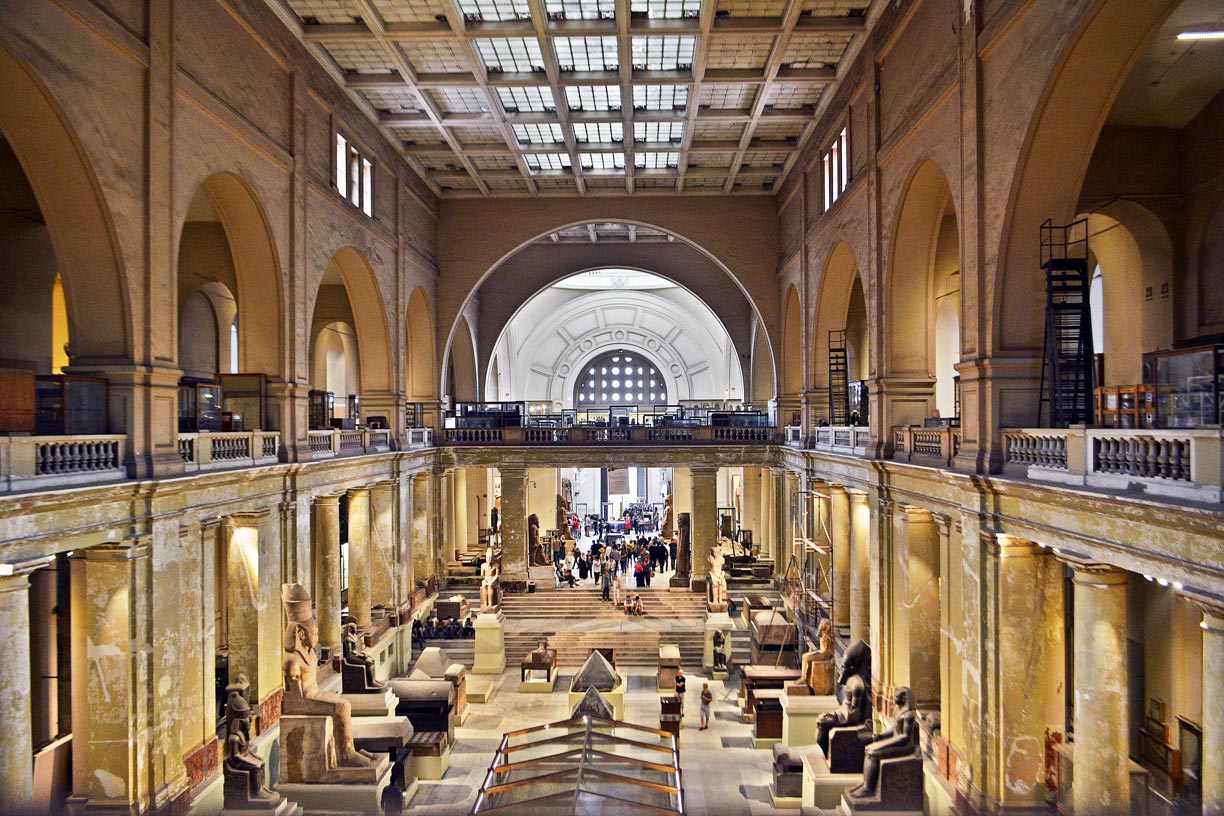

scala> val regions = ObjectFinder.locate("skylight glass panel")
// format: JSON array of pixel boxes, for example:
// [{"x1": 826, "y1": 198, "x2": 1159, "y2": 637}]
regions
[
  {"x1": 496, "y1": 86, "x2": 557, "y2": 112},
  {"x1": 630, "y1": 0, "x2": 701, "y2": 18},
  {"x1": 553, "y1": 37, "x2": 620, "y2": 72},
  {"x1": 514, "y1": 123, "x2": 566, "y2": 144},
  {"x1": 581, "y1": 152, "x2": 626, "y2": 170},
  {"x1": 525, "y1": 153, "x2": 573, "y2": 172},
  {"x1": 572, "y1": 122, "x2": 624, "y2": 143},
  {"x1": 631, "y1": 36, "x2": 695, "y2": 70},
  {"x1": 459, "y1": 0, "x2": 532, "y2": 20},
  {"x1": 476, "y1": 38, "x2": 546, "y2": 73},
  {"x1": 545, "y1": 0, "x2": 616, "y2": 19},
  {"x1": 634, "y1": 121, "x2": 684, "y2": 142},
  {"x1": 632, "y1": 85, "x2": 688, "y2": 111},
  {"x1": 635, "y1": 151, "x2": 679, "y2": 169},
  {"x1": 565, "y1": 85, "x2": 622, "y2": 112}
]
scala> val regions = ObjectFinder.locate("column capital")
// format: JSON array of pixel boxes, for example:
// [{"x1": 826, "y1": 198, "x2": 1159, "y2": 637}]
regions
[
  {"x1": 346, "y1": 485, "x2": 372, "y2": 497},
  {"x1": 225, "y1": 507, "x2": 272, "y2": 528},
  {"x1": 848, "y1": 489, "x2": 869, "y2": 504},
  {"x1": 314, "y1": 492, "x2": 342, "y2": 507},
  {"x1": 200, "y1": 515, "x2": 225, "y2": 532},
  {"x1": 982, "y1": 530, "x2": 1043, "y2": 558},
  {"x1": 1067, "y1": 560, "x2": 1129, "y2": 586},
  {"x1": 689, "y1": 464, "x2": 720, "y2": 477},
  {"x1": 1180, "y1": 592, "x2": 1224, "y2": 626},
  {"x1": 496, "y1": 465, "x2": 526, "y2": 477},
  {"x1": 897, "y1": 504, "x2": 934, "y2": 523},
  {"x1": 81, "y1": 538, "x2": 151, "y2": 562},
  {"x1": 371, "y1": 479, "x2": 399, "y2": 491},
  {"x1": 0, "y1": 556, "x2": 54, "y2": 591}
]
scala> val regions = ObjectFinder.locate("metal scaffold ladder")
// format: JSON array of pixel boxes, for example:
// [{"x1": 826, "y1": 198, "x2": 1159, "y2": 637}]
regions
[
  {"x1": 1038, "y1": 219, "x2": 1095, "y2": 428},
  {"x1": 828, "y1": 329, "x2": 849, "y2": 426}
]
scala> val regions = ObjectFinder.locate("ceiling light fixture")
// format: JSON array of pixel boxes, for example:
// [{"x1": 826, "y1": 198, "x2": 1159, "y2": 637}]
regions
[{"x1": 1177, "y1": 30, "x2": 1224, "y2": 40}]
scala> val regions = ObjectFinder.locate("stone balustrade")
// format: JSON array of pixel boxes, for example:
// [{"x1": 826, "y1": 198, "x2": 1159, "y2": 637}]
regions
[
  {"x1": 0, "y1": 434, "x2": 126, "y2": 492},
  {"x1": 442, "y1": 424, "x2": 776, "y2": 445},
  {"x1": 784, "y1": 425, "x2": 804, "y2": 447},
  {"x1": 812, "y1": 425, "x2": 871, "y2": 455},
  {"x1": 892, "y1": 426, "x2": 961, "y2": 467},
  {"x1": 403, "y1": 427, "x2": 434, "y2": 448},
  {"x1": 306, "y1": 428, "x2": 396, "y2": 459},
  {"x1": 1002, "y1": 427, "x2": 1222, "y2": 503},
  {"x1": 178, "y1": 430, "x2": 280, "y2": 472}
]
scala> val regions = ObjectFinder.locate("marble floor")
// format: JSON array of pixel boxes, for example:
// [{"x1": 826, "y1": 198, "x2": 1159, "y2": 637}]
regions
[{"x1": 409, "y1": 665, "x2": 783, "y2": 816}]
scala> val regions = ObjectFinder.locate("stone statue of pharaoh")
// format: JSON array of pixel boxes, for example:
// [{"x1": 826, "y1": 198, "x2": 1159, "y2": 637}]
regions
[
  {"x1": 342, "y1": 621, "x2": 386, "y2": 694},
  {"x1": 848, "y1": 686, "x2": 921, "y2": 799},
  {"x1": 816, "y1": 638, "x2": 871, "y2": 754},
  {"x1": 223, "y1": 691, "x2": 281, "y2": 809},
  {"x1": 800, "y1": 618, "x2": 836, "y2": 694},
  {"x1": 480, "y1": 547, "x2": 500, "y2": 612}
]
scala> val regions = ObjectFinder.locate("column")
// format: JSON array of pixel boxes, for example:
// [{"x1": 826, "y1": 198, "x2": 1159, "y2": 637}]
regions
[
  {"x1": 70, "y1": 541, "x2": 152, "y2": 811},
  {"x1": 411, "y1": 474, "x2": 430, "y2": 588},
  {"x1": 1199, "y1": 603, "x2": 1224, "y2": 816},
  {"x1": 894, "y1": 506, "x2": 940, "y2": 708},
  {"x1": 313, "y1": 494, "x2": 343, "y2": 653},
  {"x1": 870, "y1": 496, "x2": 893, "y2": 694},
  {"x1": 779, "y1": 471, "x2": 795, "y2": 565},
  {"x1": 0, "y1": 558, "x2": 51, "y2": 806},
  {"x1": 499, "y1": 466, "x2": 528, "y2": 590},
  {"x1": 347, "y1": 487, "x2": 372, "y2": 630},
  {"x1": 741, "y1": 466, "x2": 762, "y2": 545},
  {"x1": 849, "y1": 491, "x2": 871, "y2": 644},
  {"x1": 689, "y1": 465, "x2": 718, "y2": 585},
  {"x1": 224, "y1": 509, "x2": 280, "y2": 702},
  {"x1": 370, "y1": 481, "x2": 398, "y2": 611},
  {"x1": 1071, "y1": 563, "x2": 1130, "y2": 816},
  {"x1": 452, "y1": 469, "x2": 469, "y2": 560},
  {"x1": 830, "y1": 485, "x2": 851, "y2": 631}
]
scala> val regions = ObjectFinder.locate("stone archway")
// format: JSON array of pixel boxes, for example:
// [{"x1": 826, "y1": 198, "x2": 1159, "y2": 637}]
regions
[
  {"x1": 448, "y1": 315, "x2": 478, "y2": 403},
  {"x1": 811, "y1": 242, "x2": 866, "y2": 421},
  {"x1": 406, "y1": 287, "x2": 437, "y2": 401}
]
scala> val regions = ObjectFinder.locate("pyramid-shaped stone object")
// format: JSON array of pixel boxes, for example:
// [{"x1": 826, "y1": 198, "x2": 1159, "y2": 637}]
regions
[
  {"x1": 570, "y1": 650, "x2": 621, "y2": 692},
  {"x1": 570, "y1": 686, "x2": 614, "y2": 720},
  {"x1": 414, "y1": 647, "x2": 450, "y2": 678}
]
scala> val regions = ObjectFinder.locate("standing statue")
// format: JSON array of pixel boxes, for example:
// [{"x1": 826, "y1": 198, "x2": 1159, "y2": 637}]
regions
[
  {"x1": 712, "y1": 630, "x2": 729, "y2": 672},
  {"x1": 556, "y1": 494, "x2": 571, "y2": 538},
  {"x1": 800, "y1": 618, "x2": 836, "y2": 694},
  {"x1": 223, "y1": 691, "x2": 282, "y2": 809},
  {"x1": 816, "y1": 638, "x2": 872, "y2": 755},
  {"x1": 480, "y1": 545, "x2": 500, "y2": 612},
  {"x1": 341, "y1": 621, "x2": 387, "y2": 694},
  {"x1": 669, "y1": 512, "x2": 692, "y2": 588},
  {"x1": 848, "y1": 686, "x2": 921, "y2": 799},
  {"x1": 528, "y1": 514, "x2": 547, "y2": 566},
  {"x1": 661, "y1": 494, "x2": 674, "y2": 540},
  {"x1": 707, "y1": 547, "x2": 728, "y2": 612},
  {"x1": 281, "y1": 584, "x2": 380, "y2": 777}
]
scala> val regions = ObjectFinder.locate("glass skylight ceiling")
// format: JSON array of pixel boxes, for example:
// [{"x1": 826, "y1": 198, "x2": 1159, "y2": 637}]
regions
[
  {"x1": 632, "y1": 85, "x2": 688, "y2": 111},
  {"x1": 459, "y1": 0, "x2": 532, "y2": 21},
  {"x1": 476, "y1": 38, "x2": 546, "y2": 73},
  {"x1": 526, "y1": 153, "x2": 573, "y2": 171},
  {"x1": 514, "y1": 123, "x2": 565, "y2": 144},
  {"x1": 545, "y1": 0, "x2": 616, "y2": 19},
  {"x1": 582, "y1": 152, "x2": 627, "y2": 169},
  {"x1": 497, "y1": 86, "x2": 557, "y2": 112},
  {"x1": 630, "y1": 0, "x2": 702, "y2": 19},
  {"x1": 635, "y1": 151, "x2": 680, "y2": 169},
  {"x1": 554, "y1": 36, "x2": 620, "y2": 72},
  {"x1": 631, "y1": 36, "x2": 696, "y2": 70},
  {"x1": 635, "y1": 121, "x2": 684, "y2": 142},
  {"x1": 566, "y1": 85, "x2": 622, "y2": 112},
  {"x1": 573, "y1": 122, "x2": 624, "y2": 143}
]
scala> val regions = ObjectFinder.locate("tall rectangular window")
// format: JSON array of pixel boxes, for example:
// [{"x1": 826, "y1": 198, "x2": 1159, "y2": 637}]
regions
[
  {"x1": 335, "y1": 131, "x2": 374, "y2": 217},
  {"x1": 820, "y1": 124, "x2": 850, "y2": 212}
]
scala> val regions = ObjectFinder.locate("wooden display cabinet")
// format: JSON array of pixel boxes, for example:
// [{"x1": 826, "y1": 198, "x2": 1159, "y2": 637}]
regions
[
  {"x1": 178, "y1": 380, "x2": 222, "y2": 432},
  {"x1": 308, "y1": 389, "x2": 334, "y2": 430},
  {"x1": 35, "y1": 375, "x2": 109, "y2": 435},
  {"x1": 219, "y1": 373, "x2": 267, "y2": 430},
  {"x1": 0, "y1": 368, "x2": 36, "y2": 433},
  {"x1": 1094, "y1": 384, "x2": 1155, "y2": 429}
]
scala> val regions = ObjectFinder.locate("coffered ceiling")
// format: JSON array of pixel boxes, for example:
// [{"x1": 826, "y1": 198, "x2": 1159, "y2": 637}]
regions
[{"x1": 265, "y1": 0, "x2": 873, "y2": 196}]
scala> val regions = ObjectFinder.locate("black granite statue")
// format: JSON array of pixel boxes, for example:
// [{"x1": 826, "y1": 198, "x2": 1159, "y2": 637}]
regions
[
  {"x1": 342, "y1": 621, "x2": 387, "y2": 694},
  {"x1": 816, "y1": 638, "x2": 871, "y2": 756},
  {"x1": 847, "y1": 686, "x2": 922, "y2": 803},
  {"x1": 223, "y1": 691, "x2": 281, "y2": 809}
]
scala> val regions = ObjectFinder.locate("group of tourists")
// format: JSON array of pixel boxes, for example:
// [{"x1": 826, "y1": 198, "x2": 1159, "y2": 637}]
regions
[{"x1": 411, "y1": 615, "x2": 474, "y2": 647}]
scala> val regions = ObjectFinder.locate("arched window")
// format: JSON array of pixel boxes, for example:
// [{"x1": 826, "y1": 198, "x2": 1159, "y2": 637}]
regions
[{"x1": 574, "y1": 350, "x2": 666, "y2": 407}]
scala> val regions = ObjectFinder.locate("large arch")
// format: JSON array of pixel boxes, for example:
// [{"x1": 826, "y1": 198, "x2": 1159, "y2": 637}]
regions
[
  {"x1": 406, "y1": 287, "x2": 437, "y2": 401},
  {"x1": 448, "y1": 314, "x2": 479, "y2": 403},
  {"x1": 313, "y1": 247, "x2": 393, "y2": 396},
  {"x1": 993, "y1": 0, "x2": 1180, "y2": 357},
  {"x1": 811, "y1": 242, "x2": 865, "y2": 416},
  {"x1": 176, "y1": 173, "x2": 284, "y2": 378},
  {"x1": 781, "y1": 285, "x2": 802, "y2": 398},
  {"x1": 0, "y1": 40, "x2": 129, "y2": 364}
]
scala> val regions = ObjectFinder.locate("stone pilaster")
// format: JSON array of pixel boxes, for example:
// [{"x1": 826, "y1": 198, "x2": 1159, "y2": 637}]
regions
[
  {"x1": 499, "y1": 466, "x2": 529, "y2": 589},
  {"x1": 411, "y1": 474, "x2": 430, "y2": 587},
  {"x1": 1198, "y1": 602, "x2": 1224, "y2": 816},
  {"x1": 347, "y1": 487, "x2": 372, "y2": 629},
  {"x1": 224, "y1": 509, "x2": 280, "y2": 702},
  {"x1": 0, "y1": 558, "x2": 52, "y2": 808},
  {"x1": 453, "y1": 468, "x2": 469, "y2": 559},
  {"x1": 370, "y1": 481, "x2": 398, "y2": 611},
  {"x1": 689, "y1": 465, "x2": 718, "y2": 585},
  {"x1": 741, "y1": 466, "x2": 762, "y2": 546},
  {"x1": 69, "y1": 540, "x2": 152, "y2": 812},
  {"x1": 1070, "y1": 563, "x2": 1130, "y2": 816},
  {"x1": 849, "y1": 490, "x2": 871, "y2": 645},
  {"x1": 869, "y1": 496, "x2": 893, "y2": 694},
  {"x1": 197, "y1": 519, "x2": 222, "y2": 751},
  {"x1": 893, "y1": 506, "x2": 940, "y2": 708},
  {"x1": 312, "y1": 494, "x2": 343, "y2": 653},
  {"x1": 830, "y1": 485, "x2": 851, "y2": 630}
]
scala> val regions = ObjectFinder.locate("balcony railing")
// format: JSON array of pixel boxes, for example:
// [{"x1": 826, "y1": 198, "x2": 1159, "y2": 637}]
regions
[
  {"x1": 403, "y1": 427, "x2": 434, "y2": 449},
  {"x1": 812, "y1": 425, "x2": 871, "y2": 455},
  {"x1": 442, "y1": 425, "x2": 777, "y2": 445},
  {"x1": 892, "y1": 426, "x2": 961, "y2": 467},
  {"x1": 1002, "y1": 427, "x2": 1222, "y2": 503},
  {"x1": 307, "y1": 428, "x2": 395, "y2": 459},
  {"x1": 178, "y1": 431, "x2": 280, "y2": 472},
  {"x1": 0, "y1": 434, "x2": 126, "y2": 492}
]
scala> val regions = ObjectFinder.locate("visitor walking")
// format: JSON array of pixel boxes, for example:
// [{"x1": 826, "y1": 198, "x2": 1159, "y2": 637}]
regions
[
  {"x1": 601, "y1": 562, "x2": 612, "y2": 600},
  {"x1": 669, "y1": 538, "x2": 677, "y2": 570},
  {"x1": 699, "y1": 682, "x2": 712, "y2": 730},
  {"x1": 674, "y1": 668, "x2": 687, "y2": 721}
]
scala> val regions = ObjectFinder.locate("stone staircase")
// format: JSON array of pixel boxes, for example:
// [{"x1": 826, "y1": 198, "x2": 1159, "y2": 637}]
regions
[
  {"x1": 501, "y1": 630, "x2": 706, "y2": 669},
  {"x1": 416, "y1": 638, "x2": 475, "y2": 667},
  {"x1": 498, "y1": 585, "x2": 707, "y2": 620}
]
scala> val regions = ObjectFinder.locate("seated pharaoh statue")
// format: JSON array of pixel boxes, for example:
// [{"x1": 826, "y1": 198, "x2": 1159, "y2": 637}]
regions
[
  {"x1": 281, "y1": 583, "x2": 381, "y2": 780},
  {"x1": 847, "y1": 686, "x2": 922, "y2": 804},
  {"x1": 342, "y1": 621, "x2": 387, "y2": 694},
  {"x1": 799, "y1": 618, "x2": 836, "y2": 694},
  {"x1": 223, "y1": 691, "x2": 282, "y2": 809},
  {"x1": 816, "y1": 638, "x2": 872, "y2": 756}
]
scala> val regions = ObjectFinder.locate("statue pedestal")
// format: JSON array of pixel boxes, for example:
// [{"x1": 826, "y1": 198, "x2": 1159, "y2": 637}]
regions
[
  {"x1": 351, "y1": 714, "x2": 412, "y2": 755},
  {"x1": 276, "y1": 762, "x2": 402, "y2": 813},
  {"x1": 839, "y1": 754, "x2": 924, "y2": 814},
  {"x1": 472, "y1": 611, "x2": 506, "y2": 675},
  {"x1": 277, "y1": 715, "x2": 389, "y2": 785},
  {"x1": 567, "y1": 678, "x2": 626, "y2": 720},
  {"x1": 342, "y1": 688, "x2": 397, "y2": 717},
  {"x1": 780, "y1": 694, "x2": 839, "y2": 747},
  {"x1": 703, "y1": 613, "x2": 734, "y2": 679},
  {"x1": 519, "y1": 666, "x2": 557, "y2": 693},
  {"x1": 802, "y1": 750, "x2": 861, "y2": 810},
  {"x1": 467, "y1": 675, "x2": 496, "y2": 703}
]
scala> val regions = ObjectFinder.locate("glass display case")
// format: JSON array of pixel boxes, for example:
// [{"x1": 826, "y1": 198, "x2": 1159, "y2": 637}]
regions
[
  {"x1": 1146, "y1": 344, "x2": 1223, "y2": 429},
  {"x1": 35, "y1": 375, "x2": 109, "y2": 435},
  {"x1": 178, "y1": 379, "x2": 221, "y2": 433},
  {"x1": 308, "y1": 389, "x2": 334, "y2": 430},
  {"x1": 848, "y1": 380, "x2": 869, "y2": 426},
  {"x1": 219, "y1": 373, "x2": 267, "y2": 431}
]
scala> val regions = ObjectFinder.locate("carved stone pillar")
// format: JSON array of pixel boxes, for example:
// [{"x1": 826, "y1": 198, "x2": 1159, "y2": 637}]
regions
[
  {"x1": 313, "y1": 494, "x2": 343, "y2": 653},
  {"x1": 453, "y1": 468, "x2": 469, "y2": 559},
  {"x1": 347, "y1": 487, "x2": 372, "y2": 630},
  {"x1": 224, "y1": 509, "x2": 280, "y2": 703},
  {"x1": 499, "y1": 466, "x2": 529, "y2": 590},
  {"x1": 689, "y1": 465, "x2": 718, "y2": 586},
  {"x1": 869, "y1": 496, "x2": 893, "y2": 693},
  {"x1": 411, "y1": 474, "x2": 430, "y2": 587},
  {"x1": 370, "y1": 481, "x2": 398, "y2": 611},
  {"x1": 892, "y1": 506, "x2": 940, "y2": 707},
  {"x1": 1070, "y1": 563, "x2": 1130, "y2": 816},
  {"x1": 830, "y1": 485, "x2": 851, "y2": 630},
  {"x1": 0, "y1": 558, "x2": 51, "y2": 806},
  {"x1": 849, "y1": 491, "x2": 870, "y2": 645}
]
